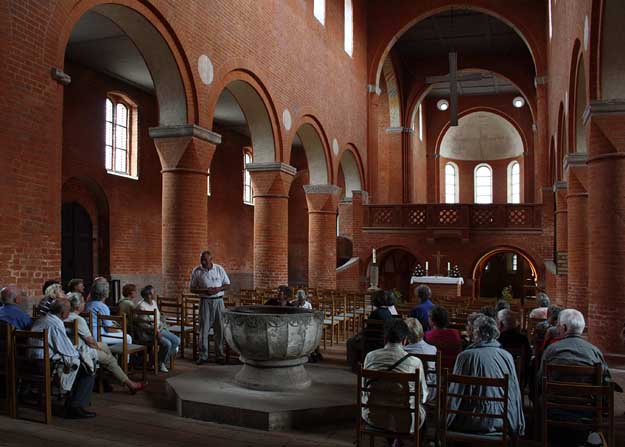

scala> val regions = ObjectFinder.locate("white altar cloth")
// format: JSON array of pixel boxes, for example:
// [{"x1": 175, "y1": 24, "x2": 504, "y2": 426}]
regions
[{"x1": 410, "y1": 276, "x2": 464, "y2": 285}]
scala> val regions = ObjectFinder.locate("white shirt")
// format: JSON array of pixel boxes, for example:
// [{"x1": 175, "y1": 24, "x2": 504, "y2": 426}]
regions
[{"x1": 189, "y1": 263, "x2": 230, "y2": 298}]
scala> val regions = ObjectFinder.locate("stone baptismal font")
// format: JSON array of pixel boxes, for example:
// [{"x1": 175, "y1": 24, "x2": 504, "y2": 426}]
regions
[{"x1": 223, "y1": 305, "x2": 324, "y2": 391}]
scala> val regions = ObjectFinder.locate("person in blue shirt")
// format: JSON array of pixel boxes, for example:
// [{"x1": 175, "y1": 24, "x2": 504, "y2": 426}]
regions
[
  {"x1": 0, "y1": 286, "x2": 32, "y2": 330},
  {"x1": 409, "y1": 285, "x2": 434, "y2": 332},
  {"x1": 85, "y1": 280, "x2": 132, "y2": 345}
]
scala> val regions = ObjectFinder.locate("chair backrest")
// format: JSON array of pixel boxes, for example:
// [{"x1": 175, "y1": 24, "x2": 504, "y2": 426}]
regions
[
  {"x1": 158, "y1": 296, "x2": 182, "y2": 326},
  {"x1": 80, "y1": 311, "x2": 93, "y2": 335},
  {"x1": 441, "y1": 371, "x2": 510, "y2": 446},
  {"x1": 542, "y1": 378, "x2": 614, "y2": 447},
  {"x1": 63, "y1": 319, "x2": 79, "y2": 346},
  {"x1": 97, "y1": 314, "x2": 128, "y2": 359},
  {"x1": 0, "y1": 322, "x2": 15, "y2": 416},
  {"x1": 409, "y1": 351, "x2": 442, "y2": 402},
  {"x1": 544, "y1": 362, "x2": 603, "y2": 385},
  {"x1": 133, "y1": 308, "x2": 159, "y2": 341},
  {"x1": 12, "y1": 329, "x2": 51, "y2": 423},
  {"x1": 358, "y1": 366, "x2": 422, "y2": 442}
]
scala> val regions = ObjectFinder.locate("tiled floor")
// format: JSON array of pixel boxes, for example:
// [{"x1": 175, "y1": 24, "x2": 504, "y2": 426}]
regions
[{"x1": 1, "y1": 345, "x2": 624, "y2": 447}]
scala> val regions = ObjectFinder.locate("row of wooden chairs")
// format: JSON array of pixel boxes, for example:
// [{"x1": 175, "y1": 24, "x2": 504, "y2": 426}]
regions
[{"x1": 356, "y1": 356, "x2": 614, "y2": 447}]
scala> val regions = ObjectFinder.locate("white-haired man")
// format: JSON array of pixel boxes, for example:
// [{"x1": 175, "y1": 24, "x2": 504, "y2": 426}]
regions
[{"x1": 538, "y1": 308, "x2": 610, "y2": 383}]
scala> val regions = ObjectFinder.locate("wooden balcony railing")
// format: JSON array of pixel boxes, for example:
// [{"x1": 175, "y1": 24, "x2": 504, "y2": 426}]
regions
[{"x1": 363, "y1": 204, "x2": 542, "y2": 231}]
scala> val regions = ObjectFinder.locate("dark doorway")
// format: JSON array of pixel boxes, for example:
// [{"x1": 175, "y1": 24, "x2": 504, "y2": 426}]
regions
[
  {"x1": 379, "y1": 249, "x2": 417, "y2": 302},
  {"x1": 62, "y1": 202, "x2": 93, "y2": 292},
  {"x1": 478, "y1": 252, "x2": 532, "y2": 299}
]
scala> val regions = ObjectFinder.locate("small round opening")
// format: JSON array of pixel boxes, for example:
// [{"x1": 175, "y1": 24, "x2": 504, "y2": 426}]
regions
[{"x1": 437, "y1": 99, "x2": 449, "y2": 111}]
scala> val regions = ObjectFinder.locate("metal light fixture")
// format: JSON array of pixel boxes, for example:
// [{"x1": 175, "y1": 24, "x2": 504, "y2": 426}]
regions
[
  {"x1": 513, "y1": 96, "x2": 525, "y2": 108},
  {"x1": 437, "y1": 99, "x2": 449, "y2": 111}
]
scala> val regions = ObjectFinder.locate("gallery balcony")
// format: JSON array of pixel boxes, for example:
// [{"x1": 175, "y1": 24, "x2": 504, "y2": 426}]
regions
[{"x1": 363, "y1": 203, "x2": 542, "y2": 239}]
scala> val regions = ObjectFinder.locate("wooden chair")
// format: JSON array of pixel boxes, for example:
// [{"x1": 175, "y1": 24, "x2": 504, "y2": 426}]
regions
[
  {"x1": 542, "y1": 376, "x2": 614, "y2": 446},
  {"x1": 158, "y1": 296, "x2": 192, "y2": 359},
  {"x1": 132, "y1": 308, "x2": 161, "y2": 374},
  {"x1": 357, "y1": 367, "x2": 422, "y2": 447},
  {"x1": 80, "y1": 311, "x2": 93, "y2": 334},
  {"x1": 182, "y1": 300, "x2": 199, "y2": 360},
  {"x1": 96, "y1": 314, "x2": 146, "y2": 381},
  {"x1": 360, "y1": 319, "x2": 386, "y2": 362},
  {"x1": 409, "y1": 351, "x2": 442, "y2": 444},
  {"x1": 0, "y1": 322, "x2": 15, "y2": 417},
  {"x1": 63, "y1": 319, "x2": 79, "y2": 346},
  {"x1": 12, "y1": 329, "x2": 52, "y2": 423},
  {"x1": 441, "y1": 371, "x2": 512, "y2": 446}
]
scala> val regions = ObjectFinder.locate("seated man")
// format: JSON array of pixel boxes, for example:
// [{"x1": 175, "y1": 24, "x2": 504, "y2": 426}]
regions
[
  {"x1": 0, "y1": 286, "x2": 32, "y2": 330},
  {"x1": 292, "y1": 289, "x2": 312, "y2": 309},
  {"x1": 85, "y1": 281, "x2": 132, "y2": 345},
  {"x1": 135, "y1": 285, "x2": 180, "y2": 373},
  {"x1": 265, "y1": 285, "x2": 293, "y2": 306},
  {"x1": 31, "y1": 299, "x2": 96, "y2": 418},
  {"x1": 529, "y1": 292, "x2": 551, "y2": 319},
  {"x1": 362, "y1": 318, "x2": 428, "y2": 435},
  {"x1": 538, "y1": 309, "x2": 612, "y2": 445},
  {"x1": 497, "y1": 309, "x2": 531, "y2": 386},
  {"x1": 538, "y1": 308, "x2": 610, "y2": 384},
  {"x1": 448, "y1": 315, "x2": 525, "y2": 437},
  {"x1": 118, "y1": 283, "x2": 139, "y2": 317},
  {"x1": 37, "y1": 283, "x2": 66, "y2": 316},
  {"x1": 409, "y1": 285, "x2": 434, "y2": 332}
]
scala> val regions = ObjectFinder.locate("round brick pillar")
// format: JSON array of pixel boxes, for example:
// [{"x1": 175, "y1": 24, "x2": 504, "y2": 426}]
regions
[
  {"x1": 304, "y1": 185, "x2": 342, "y2": 289},
  {"x1": 554, "y1": 184, "x2": 568, "y2": 306},
  {"x1": 587, "y1": 110, "x2": 625, "y2": 353},
  {"x1": 247, "y1": 162, "x2": 296, "y2": 289},
  {"x1": 150, "y1": 125, "x2": 220, "y2": 297},
  {"x1": 567, "y1": 161, "x2": 588, "y2": 316}
]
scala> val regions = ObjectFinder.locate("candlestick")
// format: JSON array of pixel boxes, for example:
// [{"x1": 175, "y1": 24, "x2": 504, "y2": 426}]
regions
[{"x1": 372, "y1": 248, "x2": 376, "y2": 264}]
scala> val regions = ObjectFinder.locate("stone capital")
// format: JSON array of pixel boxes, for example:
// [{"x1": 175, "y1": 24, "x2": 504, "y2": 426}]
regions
[
  {"x1": 583, "y1": 99, "x2": 625, "y2": 126},
  {"x1": 304, "y1": 184, "x2": 342, "y2": 214},
  {"x1": 150, "y1": 125, "x2": 219, "y2": 172},
  {"x1": 385, "y1": 127, "x2": 414, "y2": 134},
  {"x1": 248, "y1": 162, "x2": 296, "y2": 197}
]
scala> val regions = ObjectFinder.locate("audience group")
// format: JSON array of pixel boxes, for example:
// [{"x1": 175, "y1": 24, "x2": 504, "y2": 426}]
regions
[
  {"x1": 0, "y1": 277, "x2": 180, "y2": 419},
  {"x1": 359, "y1": 286, "x2": 615, "y2": 446}
]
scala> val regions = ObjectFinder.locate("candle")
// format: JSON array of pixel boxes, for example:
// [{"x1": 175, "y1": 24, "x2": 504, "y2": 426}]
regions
[
  {"x1": 372, "y1": 248, "x2": 376, "y2": 264},
  {"x1": 448, "y1": 262, "x2": 451, "y2": 273},
  {"x1": 425, "y1": 261, "x2": 429, "y2": 273}
]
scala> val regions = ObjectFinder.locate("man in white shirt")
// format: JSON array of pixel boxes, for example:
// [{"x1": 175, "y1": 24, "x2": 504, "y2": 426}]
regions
[{"x1": 189, "y1": 250, "x2": 230, "y2": 365}]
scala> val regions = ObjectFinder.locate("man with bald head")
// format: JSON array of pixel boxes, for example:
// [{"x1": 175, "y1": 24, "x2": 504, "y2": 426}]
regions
[{"x1": 0, "y1": 286, "x2": 32, "y2": 329}]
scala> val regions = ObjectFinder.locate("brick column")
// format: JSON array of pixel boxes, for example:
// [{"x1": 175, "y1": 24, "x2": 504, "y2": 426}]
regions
[
  {"x1": 586, "y1": 101, "x2": 625, "y2": 353},
  {"x1": 247, "y1": 162, "x2": 296, "y2": 288},
  {"x1": 534, "y1": 77, "x2": 549, "y2": 197},
  {"x1": 541, "y1": 187, "x2": 557, "y2": 297},
  {"x1": 566, "y1": 155, "x2": 588, "y2": 315},
  {"x1": 304, "y1": 184, "x2": 342, "y2": 289},
  {"x1": 554, "y1": 182, "x2": 568, "y2": 306},
  {"x1": 150, "y1": 125, "x2": 221, "y2": 297}
]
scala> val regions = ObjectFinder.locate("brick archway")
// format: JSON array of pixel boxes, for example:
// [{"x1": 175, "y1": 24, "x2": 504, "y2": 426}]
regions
[{"x1": 471, "y1": 246, "x2": 538, "y2": 299}]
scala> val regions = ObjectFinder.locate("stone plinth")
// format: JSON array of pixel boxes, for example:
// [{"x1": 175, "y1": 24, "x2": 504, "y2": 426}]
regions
[{"x1": 166, "y1": 364, "x2": 356, "y2": 431}]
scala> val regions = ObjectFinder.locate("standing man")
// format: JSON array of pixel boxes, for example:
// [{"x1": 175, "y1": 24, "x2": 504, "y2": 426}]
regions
[{"x1": 190, "y1": 250, "x2": 230, "y2": 365}]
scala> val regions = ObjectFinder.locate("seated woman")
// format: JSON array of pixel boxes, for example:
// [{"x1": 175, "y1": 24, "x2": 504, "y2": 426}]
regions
[
  {"x1": 65, "y1": 292, "x2": 144, "y2": 394},
  {"x1": 404, "y1": 318, "x2": 437, "y2": 401},
  {"x1": 134, "y1": 285, "x2": 180, "y2": 373},
  {"x1": 447, "y1": 315, "x2": 525, "y2": 437},
  {"x1": 424, "y1": 306, "x2": 462, "y2": 371},
  {"x1": 85, "y1": 281, "x2": 132, "y2": 346},
  {"x1": 265, "y1": 285, "x2": 293, "y2": 306}
]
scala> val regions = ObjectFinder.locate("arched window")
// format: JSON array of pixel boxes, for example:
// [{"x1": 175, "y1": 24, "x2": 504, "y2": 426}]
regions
[
  {"x1": 314, "y1": 0, "x2": 325, "y2": 25},
  {"x1": 243, "y1": 151, "x2": 253, "y2": 205},
  {"x1": 344, "y1": 0, "x2": 353, "y2": 57},
  {"x1": 474, "y1": 164, "x2": 493, "y2": 204},
  {"x1": 418, "y1": 104, "x2": 423, "y2": 142},
  {"x1": 548, "y1": 0, "x2": 553, "y2": 40},
  {"x1": 445, "y1": 162, "x2": 459, "y2": 204},
  {"x1": 507, "y1": 161, "x2": 521, "y2": 203},
  {"x1": 206, "y1": 169, "x2": 211, "y2": 196},
  {"x1": 105, "y1": 94, "x2": 137, "y2": 178}
]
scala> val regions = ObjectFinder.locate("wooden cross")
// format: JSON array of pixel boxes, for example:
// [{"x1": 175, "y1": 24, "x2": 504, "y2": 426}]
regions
[
  {"x1": 425, "y1": 52, "x2": 490, "y2": 126},
  {"x1": 432, "y1": 250, "x2": 447, "y2": 276}
]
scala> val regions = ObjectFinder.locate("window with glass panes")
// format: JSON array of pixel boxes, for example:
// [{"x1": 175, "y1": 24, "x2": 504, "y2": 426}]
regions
[
  {"x1": 474, "y1": 164, "x2": 493, "y2": 204},
  {"x1": 105, "y1": 98, "x2": 131, "y2": 175},
  {"x1": 445, "y1": 162, "x2": 458, "y2": 203},
  {"x1": 243, "y1": 152, "x2": 253, "y2": 204},
  {"x1": 508, "y1": 161, "x2": 520, "y2": 203}
]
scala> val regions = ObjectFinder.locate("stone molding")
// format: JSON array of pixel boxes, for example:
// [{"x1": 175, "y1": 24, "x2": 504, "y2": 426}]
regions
[
  {"x1": 149, "y1": 124, "x2": 222, "y2": 144},
  {"x1": 534, "y1": 75, "x2": 548, "y2": 86},
  {"x1": 583, "y1": 99, "x2": 625, "y2": 126},
  {"x1": 246, "y1": 161, "x2": 297, "y2": 176},
  {"x1": 385, "y1": 126, "x2": 414, "y2": 134},
  {"x1": 51, "y1": 67, "x2": 71, "y2": 85},
  {"x1": 303, "y1": 184, "x2": 342, "y2": 195}
]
